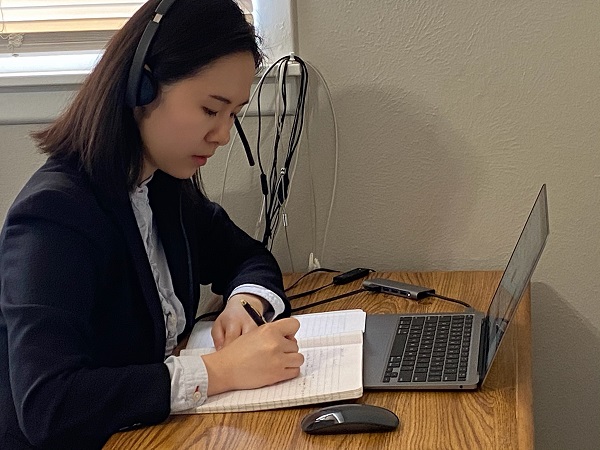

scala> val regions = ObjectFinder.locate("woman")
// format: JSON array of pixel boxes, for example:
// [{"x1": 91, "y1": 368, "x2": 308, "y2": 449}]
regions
[{"x1": 0, "y1": 1, "x2": 303, "y2": 448}]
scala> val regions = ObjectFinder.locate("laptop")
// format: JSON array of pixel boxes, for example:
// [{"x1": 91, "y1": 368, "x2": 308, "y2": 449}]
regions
[{"x1": 363, "y1": 184, "x2": 549, "y2": 390}]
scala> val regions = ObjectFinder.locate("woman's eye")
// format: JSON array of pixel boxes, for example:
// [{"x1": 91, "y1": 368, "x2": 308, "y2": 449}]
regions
[{"x1": 203, "y1": 108, "x2": 218, "y2": 117}]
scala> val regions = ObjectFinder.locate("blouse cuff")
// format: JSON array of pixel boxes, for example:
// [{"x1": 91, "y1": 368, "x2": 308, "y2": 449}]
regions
[
  {"x1": 229, "y1": 283, "x2": 286, "y2": 321},
  {"x1": 164, "y1": 354, "x2": 209, "y2": 412}
]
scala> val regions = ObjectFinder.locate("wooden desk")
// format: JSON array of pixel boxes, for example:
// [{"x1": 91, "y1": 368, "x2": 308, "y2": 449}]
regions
[{"x1": 104, "y1": 271, "x2": 533, "y2": 450}]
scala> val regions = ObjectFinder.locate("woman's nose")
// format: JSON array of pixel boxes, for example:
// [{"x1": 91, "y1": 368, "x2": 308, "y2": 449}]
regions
[{"x1": 209, "y1": 119, "x2": 232, "y2": 146}]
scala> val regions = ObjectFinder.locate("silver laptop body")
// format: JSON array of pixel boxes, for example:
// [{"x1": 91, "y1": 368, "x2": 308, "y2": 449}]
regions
[{"x1": 363, "y1": 185, "x2": 549, "y2": 390}]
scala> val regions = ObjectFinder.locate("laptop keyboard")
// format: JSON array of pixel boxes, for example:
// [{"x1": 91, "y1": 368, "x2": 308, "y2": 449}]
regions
[{"x1": 383, "y1": 315, "x2": 473, "y2": 383}]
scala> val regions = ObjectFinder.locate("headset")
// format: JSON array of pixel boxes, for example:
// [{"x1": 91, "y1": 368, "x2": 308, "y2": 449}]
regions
[{"x1": 125, "y1": 0, "x2": 255, "y2": 166}]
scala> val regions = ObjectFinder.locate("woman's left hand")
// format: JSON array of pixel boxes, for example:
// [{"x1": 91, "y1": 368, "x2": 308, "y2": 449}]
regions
[{"x1": 212, "y1": 294, "x2": 267, "y2": 350}]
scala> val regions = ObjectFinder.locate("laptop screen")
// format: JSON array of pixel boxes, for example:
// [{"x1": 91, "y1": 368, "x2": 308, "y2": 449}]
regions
[{"x1": 482, "y1": 185, "x2": 549, "y2": 378}]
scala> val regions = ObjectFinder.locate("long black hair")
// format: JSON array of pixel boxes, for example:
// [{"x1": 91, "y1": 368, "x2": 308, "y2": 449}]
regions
[{"x1": 32, "y1": 0, "x2": 263, "y2": 195}]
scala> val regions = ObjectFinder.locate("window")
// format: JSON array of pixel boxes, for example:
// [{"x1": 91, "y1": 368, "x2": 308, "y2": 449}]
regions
[
  {"x1": 0, "y1": 0, "x2": 294, "y2": 124},
  {"x1": 1, "y1": 1, "x2": 143, "y2": 55},
  {"x1": 0, "y1": 0, "x2": 293, "y2": 77},
  {"x1": 0, "y1": 0, "x2": 253, "y2": 55}
]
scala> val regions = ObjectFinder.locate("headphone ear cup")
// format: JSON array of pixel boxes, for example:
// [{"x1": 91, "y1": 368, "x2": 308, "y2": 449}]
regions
[{"x1": 138, "y1": 68, "x2": 158, "y2": 106}]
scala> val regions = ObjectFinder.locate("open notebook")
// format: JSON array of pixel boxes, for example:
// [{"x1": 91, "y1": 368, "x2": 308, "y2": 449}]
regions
[{"x1": 177, "y1": 309, "x2": 366, "y2": 414}]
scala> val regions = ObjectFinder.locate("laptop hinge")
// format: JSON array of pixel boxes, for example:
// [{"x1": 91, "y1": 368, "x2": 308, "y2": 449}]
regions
[{"x1": 478, "y1": 318, "x2": 490, "y2": 377}]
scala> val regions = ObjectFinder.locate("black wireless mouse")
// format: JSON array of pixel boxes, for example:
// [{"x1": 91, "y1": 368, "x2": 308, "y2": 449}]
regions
[{"x1": 301, "y1": 403, "x2": 400, "y2": 435}]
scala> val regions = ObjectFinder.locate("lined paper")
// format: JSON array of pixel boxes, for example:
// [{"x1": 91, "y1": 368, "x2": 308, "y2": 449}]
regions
[
  {"x1": 177, "y1": 309, "x2": 366, "y2": 414},
  {"x1": 185, "y1": 309, "x2": 366, "y2": 349}
]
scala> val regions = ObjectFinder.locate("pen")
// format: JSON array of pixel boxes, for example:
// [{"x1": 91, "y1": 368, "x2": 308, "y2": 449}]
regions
[{"x1": 241, "y1": 299, "x2": 266, "y2": 326}]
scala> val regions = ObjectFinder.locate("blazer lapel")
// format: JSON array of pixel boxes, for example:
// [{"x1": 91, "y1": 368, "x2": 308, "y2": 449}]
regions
[{"x1": 95, "y1": 187, "x2": 166, "y2": 360}]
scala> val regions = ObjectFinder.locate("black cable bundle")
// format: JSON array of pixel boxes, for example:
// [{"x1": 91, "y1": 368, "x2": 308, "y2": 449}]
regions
[{"x1": 255, "y1": 54, "x2": 309, "y2": 249}]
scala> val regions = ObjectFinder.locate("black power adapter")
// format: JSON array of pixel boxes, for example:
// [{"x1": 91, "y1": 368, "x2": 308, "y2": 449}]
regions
[{"x1": 332, "y1": 268, "x2": 373, "y2": 285}]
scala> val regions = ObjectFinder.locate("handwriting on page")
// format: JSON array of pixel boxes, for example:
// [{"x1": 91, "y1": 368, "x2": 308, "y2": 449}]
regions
[
  {"x1": 194, "y1": 337, "x2": 363, "y2": 413},
  {"x1": 179, "y1": 309, "x2": 366, "y2": 413}
]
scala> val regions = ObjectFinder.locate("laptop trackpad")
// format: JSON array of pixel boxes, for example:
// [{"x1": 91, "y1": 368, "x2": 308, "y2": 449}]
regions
[{"x1": 363, "y1": 314, "x2": 399, "y2": 389}]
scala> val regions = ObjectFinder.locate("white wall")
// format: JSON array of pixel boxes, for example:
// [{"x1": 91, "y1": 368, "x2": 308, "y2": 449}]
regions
[
  {"x1": 1, "y1": 1, "x2": 599, "y2": 448},
  {"x1": 0, "y1": 124, "x2": 47, "y2": 218}
]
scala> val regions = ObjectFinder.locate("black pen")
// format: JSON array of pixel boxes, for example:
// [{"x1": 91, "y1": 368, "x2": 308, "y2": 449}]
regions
[{"x1": 241, "y1": 299, "x2": 266, "y2": 326}]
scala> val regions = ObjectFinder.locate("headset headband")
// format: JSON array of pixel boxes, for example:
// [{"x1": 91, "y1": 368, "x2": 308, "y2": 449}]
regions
[{"x1": 126, "y1": 0, "x2": 178, "y2": 108}]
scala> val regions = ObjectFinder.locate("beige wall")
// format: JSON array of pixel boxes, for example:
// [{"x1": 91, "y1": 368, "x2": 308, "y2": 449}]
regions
[
  {"x1": 292, "y1": 1, "x2": 600, "y2": 449},
  {"x1": 1, "y1": 0, "x2": 599, "y2": 448}
]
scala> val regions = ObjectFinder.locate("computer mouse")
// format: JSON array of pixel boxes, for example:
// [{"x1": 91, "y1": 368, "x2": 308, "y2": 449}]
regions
[{"x1": 301, "y1": 403, "x2": 400, "y2": 435}]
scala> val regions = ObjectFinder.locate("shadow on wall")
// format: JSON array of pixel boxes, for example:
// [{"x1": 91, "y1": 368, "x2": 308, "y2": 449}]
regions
[{"x1": 531, "y1": 282, "x2": 600, "y2": 450}]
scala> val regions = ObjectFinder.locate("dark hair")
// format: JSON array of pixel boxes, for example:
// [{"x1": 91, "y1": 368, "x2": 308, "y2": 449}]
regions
[{"x1": 32, "y1": 0, "x2": 263, "y2": 194}]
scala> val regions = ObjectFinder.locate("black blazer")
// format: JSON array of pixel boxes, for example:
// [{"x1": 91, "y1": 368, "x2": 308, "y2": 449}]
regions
[{"x1": 0, "y1": 156, "x2": 288, "y2": 449}]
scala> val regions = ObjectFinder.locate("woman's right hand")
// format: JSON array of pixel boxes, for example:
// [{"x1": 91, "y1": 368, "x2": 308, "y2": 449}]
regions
[{"x1": 201, "y1": 317, "x2": 304, "y2": 396}]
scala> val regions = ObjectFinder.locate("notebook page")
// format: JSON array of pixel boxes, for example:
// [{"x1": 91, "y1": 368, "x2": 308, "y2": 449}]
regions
[
  {"x1": 178, "y1": 309, "x2": 366, "y2": 413},
  {"x1": 294, "y1": 309, "x2": 366, "y2": 341},
  {"x1": 186, "y1": 321, "x2": 214, "y2": 349},
  {"x1": 185, "y1": 309, "x2": 366, "y2": 350},
  {"x1": 179, "y1": 333, "x2": 363, "y2": 413},
  {"x1": 299, "y1": 329, "x2": 363, "y2": 348}
]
